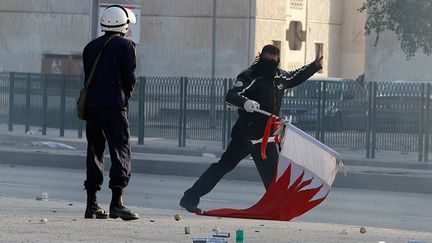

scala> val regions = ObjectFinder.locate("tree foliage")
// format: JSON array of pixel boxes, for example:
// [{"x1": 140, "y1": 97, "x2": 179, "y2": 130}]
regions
[{"x1": 359, "y1": 0, "x2": 432, "y2": 59}]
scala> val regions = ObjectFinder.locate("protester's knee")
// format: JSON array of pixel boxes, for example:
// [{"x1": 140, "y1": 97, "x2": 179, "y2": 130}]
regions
[{"x1": 210, "y1": 161, "x2": 236, "y2": 175}]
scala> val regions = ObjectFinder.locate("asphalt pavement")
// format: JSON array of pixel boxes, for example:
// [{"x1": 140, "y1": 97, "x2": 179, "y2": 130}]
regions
[
  {"x1": 1, "y1": 124, "x2": 432, "y2": 242},
  {"x1": 1, "y1": 124, "x2": 432, "y2": 194},
  {"x1": 1, "y1": 196, "x2": 430, "y2": 243},
  {"x1": 0, "y1": 165, "x2": 431, "y2": 242}
]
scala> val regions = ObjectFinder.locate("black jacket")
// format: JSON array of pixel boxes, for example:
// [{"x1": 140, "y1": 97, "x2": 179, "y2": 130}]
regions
[
  {"x1": 225, "y1": 61, "x2": 321, "y2": 140},
  {"x1": 82, "y1": 33, "x2": 136, "y2": 110}
]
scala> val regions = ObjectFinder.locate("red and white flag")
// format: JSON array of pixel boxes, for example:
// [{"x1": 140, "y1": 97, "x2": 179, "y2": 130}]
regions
[{"x1": 202, "y1": 123, "x2": 341, "y2": 221}]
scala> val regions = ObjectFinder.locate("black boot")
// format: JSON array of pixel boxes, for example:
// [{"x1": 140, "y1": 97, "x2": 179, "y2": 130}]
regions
[
  {"x1": 84, "y1": 190, "x2": 109, "y2": 219},
  {"x1": 109, "y1": 187, "x2": 139, "y2": 221},
  {"x1": 179, "y1": 195, "x2": 202, "y2": 214}
]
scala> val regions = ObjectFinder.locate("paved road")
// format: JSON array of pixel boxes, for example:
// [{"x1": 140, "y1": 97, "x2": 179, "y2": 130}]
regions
[
  {"x1": 1, "y1": 164, "x2": 431, "y2": 232},
  {"x1": 2, "y1": 146, "x2": 432, "y2": 194}
]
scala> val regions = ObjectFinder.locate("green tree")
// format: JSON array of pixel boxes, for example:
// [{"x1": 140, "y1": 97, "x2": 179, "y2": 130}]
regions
[{"x1": 359, "y1": 0, "x2": 432, "y2": 59}]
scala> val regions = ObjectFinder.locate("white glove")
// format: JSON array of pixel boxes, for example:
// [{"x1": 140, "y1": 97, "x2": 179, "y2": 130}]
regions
[{"x1": 243, "y1": 100, "x2": 260, "y2": 113}]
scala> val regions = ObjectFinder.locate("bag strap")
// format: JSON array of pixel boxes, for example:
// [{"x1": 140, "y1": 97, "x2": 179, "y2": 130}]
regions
[{"x1": 84, "y1": 34, "x2": 118, "y2": 88}]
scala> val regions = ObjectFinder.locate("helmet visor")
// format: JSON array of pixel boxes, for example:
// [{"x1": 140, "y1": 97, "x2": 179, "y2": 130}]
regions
[{"x1": 125, "y1": 8, "x2": 136, "y2": 24}]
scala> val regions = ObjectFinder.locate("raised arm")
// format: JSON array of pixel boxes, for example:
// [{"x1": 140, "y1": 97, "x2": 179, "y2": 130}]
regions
[{"x1": 279, "y1": 46, "x2": 323, "y2": 88}]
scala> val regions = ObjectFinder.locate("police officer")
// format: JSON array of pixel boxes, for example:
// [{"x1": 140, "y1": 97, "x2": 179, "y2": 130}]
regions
[
  {"x1": 180, "y1": 45, "x2": 323, "y2": 213},
  {"x1": 82, "y1": 5, "x2": 139, "y2": 220}
]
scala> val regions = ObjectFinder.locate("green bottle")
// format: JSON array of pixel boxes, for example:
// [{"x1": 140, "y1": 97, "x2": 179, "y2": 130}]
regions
[{"x1": 236, "y1": 229, "x2": 244, "y2": 243}]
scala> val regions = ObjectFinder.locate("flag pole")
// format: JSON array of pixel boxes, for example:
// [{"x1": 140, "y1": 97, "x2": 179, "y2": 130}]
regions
[
  {"x1": 254, "y1": 109, "x2": 292, "y2": 124},
  {"x1": 254, "y1": 109, "x2": 273, "y2": 117}
]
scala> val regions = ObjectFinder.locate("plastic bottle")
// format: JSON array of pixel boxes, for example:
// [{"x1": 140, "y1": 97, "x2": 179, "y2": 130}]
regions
[{"x1": 235, "y1": 229, "x2": 244, "y2": 243}]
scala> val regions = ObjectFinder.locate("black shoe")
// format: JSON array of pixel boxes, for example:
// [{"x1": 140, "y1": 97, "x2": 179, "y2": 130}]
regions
[
  {"x1": 180, "y1": 196, "x2": 202, "y2": 214},
  {"x1": 109, "y1": 204, "x2": 140, "y2": 221},
  {"x1": 84, "y1": 205, "x2": 109, "y2": 219}
]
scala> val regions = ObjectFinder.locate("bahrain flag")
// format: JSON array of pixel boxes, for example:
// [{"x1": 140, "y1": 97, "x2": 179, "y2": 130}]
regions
[{"x1": 202, "y1": 123, "x2": 341, "y2": 220}]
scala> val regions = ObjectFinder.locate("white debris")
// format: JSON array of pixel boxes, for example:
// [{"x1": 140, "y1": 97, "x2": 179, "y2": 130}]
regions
[
  {"x1": 33, "y1": 141, "x2": 76, "y2": 150},
  {"x1": 40, "y1": 218, "x2": 48, "y2": 224},
  {"x1": 202, "y1": 153, "x2": 216, "y2": 158},
  {"x1": 36, "y1": 192, "x2": 48, "y2": 201}
]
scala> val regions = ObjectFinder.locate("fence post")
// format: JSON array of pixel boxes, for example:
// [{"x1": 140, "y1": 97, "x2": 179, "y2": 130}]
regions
[
  {"x1": 78, "y1": 122, "x2": 83, "y2": 138},
  {"x1": 182, "y1": 77, "x2": 188, "y2": 147},
  {"x1": 371, "y1": 82, "x2": 377, "y2": 159},
  {"x1": 8, "y1": 72, "x2": 15, "y2": 132},
  {"x1": 226, "y1": 79, "x2": 233, "y2": 145},
  {"x1": 320, "y1": 81, "x2": 326, "y2": 142},
  {"x1": 315, "y1": 81, "x2": 322, "y2": 140},
  {"x1": 419, "y1": 83, "x2": 425, "y2": 161},
  {"x1": 78, "y1": 75, "x2": 84, "y2": 139},
  {"x1": 42, "y1": 74, "x2": 48, "y2": 135},
  {"x1": 366, "y1": 82, "x2": 372, "y2": 158},
  {"x1": 60, "y1": 75, "x2": 66, "y2": 137},
  {"x1": 222, "y1": 78, "x2": 228, "y2": 149},
  {"x1": 178, "y1": 77, "x2": 184, "y2": 147},
  {"x1": 138, "y1": 77, "x2": 146, "y2": 145},
  {"x1": 25, "y1": 73, "x2": 31, "y2": 133},
  {"x1": 210, "y1": 78, "x2": 216, "y2": 128},
  {"x1": 424, "y1": 83, "x2": 430, "y2": 162}
]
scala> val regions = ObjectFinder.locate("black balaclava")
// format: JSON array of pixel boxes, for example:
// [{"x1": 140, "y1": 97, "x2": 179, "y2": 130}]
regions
[{"x1": 253, "y1": 45, "x2": 280, "y2": 77}]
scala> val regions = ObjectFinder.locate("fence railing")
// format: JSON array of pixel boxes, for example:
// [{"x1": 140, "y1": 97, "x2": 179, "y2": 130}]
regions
[{"x1": 0, "y1": 72, "x2": 431, "y2": 161}]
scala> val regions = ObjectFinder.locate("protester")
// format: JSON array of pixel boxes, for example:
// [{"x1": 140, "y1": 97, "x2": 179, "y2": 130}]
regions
[{"x1": 180, "y1": 44, "x2": 323, "y2": 213}]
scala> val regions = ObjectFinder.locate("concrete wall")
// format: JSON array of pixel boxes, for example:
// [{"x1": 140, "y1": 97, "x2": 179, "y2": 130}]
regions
[
  {"x1": 0, "y1": 0, "x2": 365, "y2": 79},
  {"x1": 307, "y1": 0, "x2": 341, "y2": 77},
  {"x1": 140, "y1": 0, "x2": 254, "y2": 77},
  {"x1": 284, "y1": 0, "x2": 307, "y2": 71},
  {"x1": 340, "y1": 0, "x2": 365, "y2": 79},
  {"x1": 0, "y1": 0, "x2": 254, "y2": 78},
  {"x1": 283, "y1": 0, "x2": 365, "y2": 79},
  {"x1": 365, "y1": 30, "x2": 432, "y2": 82},
  {"x1": 253, "y1": 0, "x2": 286, "y2": 65},
  {"x1": 0, "y1": 0, "x2": 89, "y2": 73}
]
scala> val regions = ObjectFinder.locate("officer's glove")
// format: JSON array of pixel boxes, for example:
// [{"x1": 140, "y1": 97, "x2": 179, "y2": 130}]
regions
[{"x1": 243, "y1": 100, "x2": 260, "y2": 113}]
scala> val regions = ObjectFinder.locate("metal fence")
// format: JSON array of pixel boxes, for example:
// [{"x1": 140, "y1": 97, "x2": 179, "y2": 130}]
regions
[
  {"x1": 0, "y1": 72, "x2": 9, "y2": 120},
  {"x1": 1, "y1": 72, "x2": 431, "y2": 160}
]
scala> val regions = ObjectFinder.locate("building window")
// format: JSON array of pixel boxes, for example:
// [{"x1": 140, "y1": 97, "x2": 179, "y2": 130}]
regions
[
  {"x1": 315, "y1": 43, "x2": 324, "y2": 73},
  {"x1": 272, "y1": 40, "x2": 281, "y2": 51},
  {"x1": 290, "y1": 0, "x2": 304, "y2": 10},
  {"x1": 272, "y1": 40, "x2": 282, "y2": 63},
  {"x1": 287, "y1": 21, "x2": 305, "y2": 51}
]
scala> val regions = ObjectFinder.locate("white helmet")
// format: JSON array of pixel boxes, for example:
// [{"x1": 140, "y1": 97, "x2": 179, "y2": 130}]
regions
[{"x1": 100, "y1": 5, "x2": 137, "y2": 34}]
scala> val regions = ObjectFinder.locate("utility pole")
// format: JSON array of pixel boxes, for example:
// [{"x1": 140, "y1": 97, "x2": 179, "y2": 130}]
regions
[
  {"x1": 210, "y1": 0, "x2": 217, "y2": 128},
  {"x1": 211, "y1": 0, "x2": 216, "y2": 79},
  {"x1": 89, "y1": 0, "x2": 100, "y2": 40},
  {"x1": 247, "y1": 0, "x2": 253, "y2": 66},
  {"x1": 304, "y1": 0, "x2": 308, "y2": 65}
]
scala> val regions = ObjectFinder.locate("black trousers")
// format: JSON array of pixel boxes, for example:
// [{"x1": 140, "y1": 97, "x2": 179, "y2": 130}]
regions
[
  {"x1": 84, "y1": 107, "x2": 131, "y2": 191},
  {"x1": 183, "y1": 138, "x2": 279, "y2": 205}
]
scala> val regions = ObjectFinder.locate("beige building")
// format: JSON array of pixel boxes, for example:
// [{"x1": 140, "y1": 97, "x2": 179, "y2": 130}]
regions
[
  {"x1": 254, "y1": 0, "x2": 365, "y2": 79},
  {"x1": 0, "y1": 0, "x2": 366, "y2": 79}
]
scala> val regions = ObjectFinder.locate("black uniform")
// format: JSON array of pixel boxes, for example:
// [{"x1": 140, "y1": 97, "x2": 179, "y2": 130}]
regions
[
  {"x1": 82, "y1": 32, "x2": 136, "y2": 191},
  {"x1": 182, "y1": 61, "x2": 321, "y2": 207}
]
